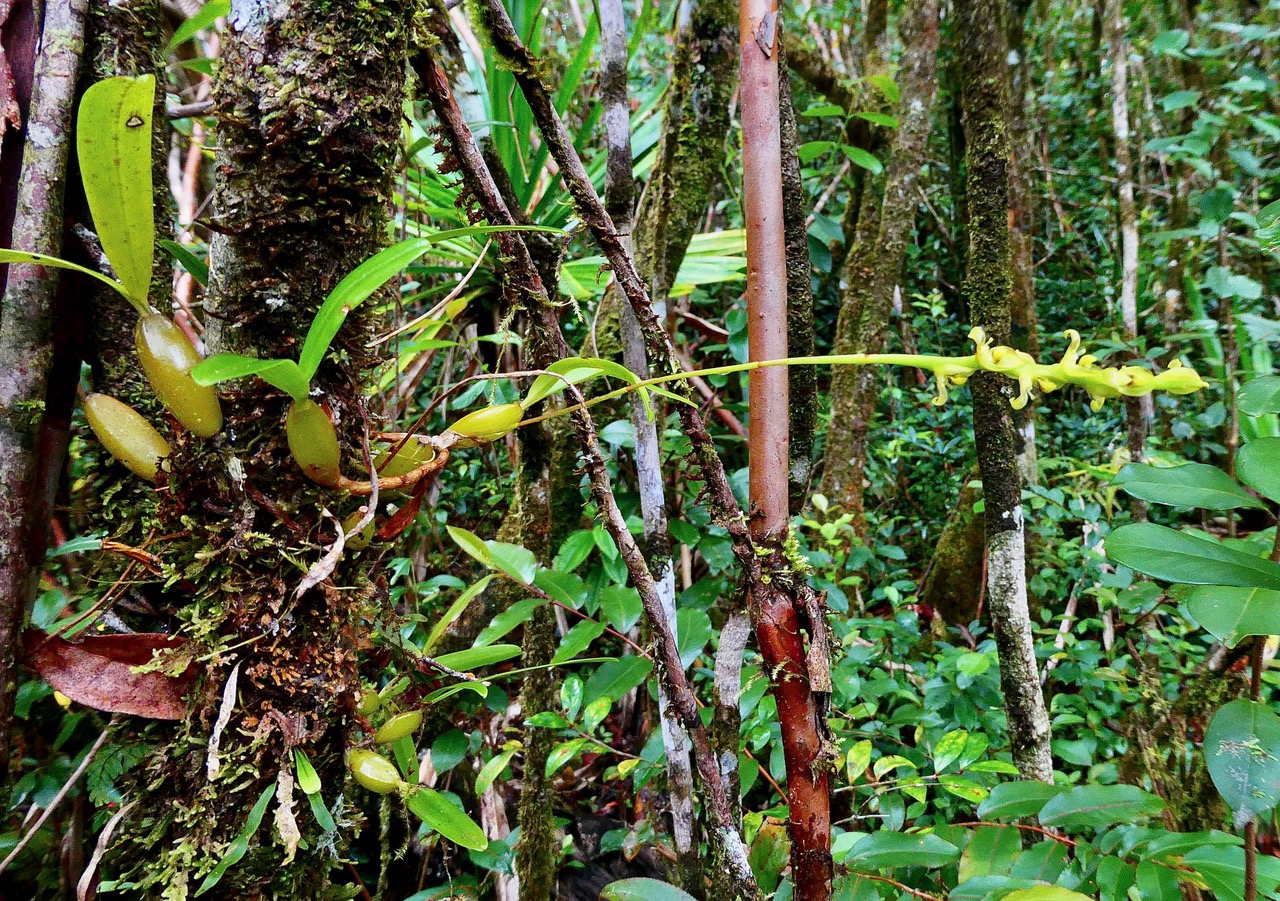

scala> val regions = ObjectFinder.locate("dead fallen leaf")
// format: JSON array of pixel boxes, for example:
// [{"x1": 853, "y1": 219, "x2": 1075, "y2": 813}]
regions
[{"x1": 23, "y1": 630, "x2": 199, "y2": 720}]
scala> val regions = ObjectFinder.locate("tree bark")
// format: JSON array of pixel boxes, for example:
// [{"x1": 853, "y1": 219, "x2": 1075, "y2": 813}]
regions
[
  {"x1": 1105, "y1": 0, "x2": 1149, "y2": 521},
  {"x1": 600, "y1": 0, "x2": 699, "y2": 884},
  {"x1": 105, "y1": 3, "x2": 411, "y2": 895},
  {"x1": 955, "y1": 0, "x2": 1054, "y2": 784},
  {"x1": 818, "y1": 0, "x2": 939, "y2": 527},
  {"x1": 0, "y1": 0, "x2": 88, "y2": 794},
  {"x1": 741, "y1": 2, "x2": 833, "y2": 899}
]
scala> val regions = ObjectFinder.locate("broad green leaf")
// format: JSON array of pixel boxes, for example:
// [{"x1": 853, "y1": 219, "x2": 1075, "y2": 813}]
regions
[
  {"x1": 485, "y1": 541, "x2": 538, "y2": 585},
  {"x1": 583, "y1": 656, "x2": 652, "y2": 706},
  {"x1": 77, "y1": 76, "x2": 155, "y2": 310},
  {"x1": 1205, "y1": 699, "x2": 1280, "y2": 827},
  {"x1": 846, "y1": 740, "x2": 872, "y2": 783},
  {"x1": 0, "y1": 249, "x2": 131, "y2": 300},
  {"x1": 1151, "y1": 29, "x2": 1190, "y2": 55},
  {"x1": 1002, "y1": 890, "x2": 1093, "y2": 901},
  {"x1": 544, "y1": 738, "x2": 586, "y2": 776},
  {"x1": 474, "y1": 598, "x2": 543, "y2": 647},
  {"x1": 167, "y1": 0, "x2": 229, "y2": 52},
  {"x1": 841, "y1": 144, "x2": 883, "y2": 175},
  {"x1": 802, "y1": 103, "x2": 846, "y2": 118},
  {"x1": 432, "y1": 644, "x2": 520, "y2": 671},
  {"x1": 600, "y1": 878, "x2": 697, "y2": 901},
  {"x1": 1036, "y1": 784, "x2": 1164, "y2": 829},
  {"x1": 1240, "y1": 377, "x2": 1280, "y2": 417},
  {"x1": 976, "y1": 781, "x2": 1065, "y2": 820},
  {"x1": 798, "y1": 140, "x2": 836, "y2": 164},
  {"x1": 599, "y1": 586, "x2": 643, "y2": 634},
  {"x1": 866, "y1": 74, "x2": 900, "y2": 103},
  {"x1": 1106, "y1": 523, "x2": 1280, "y2": 591},
  {"x1": 1112, "y1": 462, "x2": 1263, "y2": 510},
  {"x1": 938, "y1": 775, "x2": 987, "y2": 803},
  {"x1": 194, "y1": 783, "x2": 275, "y2": 895},
  {"x1": 1185, "y1": 845, "x2": 1280, "y2": 901},
  {"x1": 446, "y1": 525, "x2": 493, "y2": 568},
  {"x1": 1236, "y1": 438, "x2": 1280, "y2": 503},
  {"x1": 676, "y1": 607, "x2": 712, "y2": 669},
  {"x1": 1186, "y1": 586, "x2": 1280, "y2": 644},
  {"x1": 423, "y1": 575, "x2": 495, "y2": 655},
  {"x1": 933, "y1": 729, "x2": 969, "y2": 773},
  {"x1": 430, "y1": 729, "x2": 467, "y2": 773},
  {"x1": 958, "y1": 825, "x2": 1021, "y2": 882},
  {"x1": 190, "y1": 353, "x2": 310, "y2": 401},
  {"x1": 844, "y1": 831, "x2": 959, "y2": 869},
  {"x1": 404, "y1": 788, "x2": 488, "y2": 851},
  {"x1": 552, "y1": 620, "x2": 605, "y2": 664},
  {"x1": 855, "y1": 111, "x2": 899, "y2": 128}
]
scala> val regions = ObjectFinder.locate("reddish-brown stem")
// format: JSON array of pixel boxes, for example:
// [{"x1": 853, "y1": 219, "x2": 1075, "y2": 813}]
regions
[{"x1": 740, "y1": 2, "x2": 832, "y2": 898}]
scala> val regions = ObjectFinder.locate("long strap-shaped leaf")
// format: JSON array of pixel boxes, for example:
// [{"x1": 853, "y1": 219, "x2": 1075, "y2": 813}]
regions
[{"x1": 77, "y1": 75, "x2": 156, "y2": 310}]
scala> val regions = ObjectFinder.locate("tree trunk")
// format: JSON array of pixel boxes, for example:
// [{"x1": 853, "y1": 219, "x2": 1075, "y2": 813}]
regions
[
  {"x1": 741, "y1": 1, "x2": 833, "y2": 899},
  {"x1": 1105, "y1": 0, "x2": 1149, "y2": 521},
  {"x1": 105, "y1": 3, "x2": 410, "y2": 895},
  {"x1": 818, "y1": 0, "x2": 939, "y2": 527},
  {"x1": 0, "y1": 0, "x2": 88, "y2": 793},
  {"x1": 955, "y1": 0, "x2": 1054, "y2": 784}
]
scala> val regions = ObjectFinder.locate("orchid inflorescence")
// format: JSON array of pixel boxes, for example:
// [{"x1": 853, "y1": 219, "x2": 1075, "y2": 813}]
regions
[{"x1": 844, "y1": 328, "x2": 1209, "y2": 411}]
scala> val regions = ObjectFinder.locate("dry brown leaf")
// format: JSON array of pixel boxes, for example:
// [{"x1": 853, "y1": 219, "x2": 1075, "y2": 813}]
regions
[{"x1": 23, "y1": 630, "x2": 198, "y2": 720}]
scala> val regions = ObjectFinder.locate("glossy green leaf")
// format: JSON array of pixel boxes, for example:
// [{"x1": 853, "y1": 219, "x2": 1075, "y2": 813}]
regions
[
  {"x1": 844, "y1": 831, "x2": 959, "y2": 869},
  {"x1": 1106, "y1": 523, "x2": 1280, "y2": 591},
  {"x1": 293, "y1": 750, "x2": 321, "y2": 795},
  {"x1": 1036, "y1": 784, "x2": 1164, "y2": 828},
  {"x1": 1186, "y1": 585, "x2": 1280, "y2": 644},
  {"x1": 544, "y1": 738, "x2": 586, "y2": 776},
  {"x1": 552, "y1": 620, "x2": 606, "y2": 664},
  {"x1": 1206, "y1": 699, "x2": 1280, "y2": 827},
  {"x1": 446, "y1": 525, "x2": 493, "y2": 568},
  {"x1": 474, "y1": 599, "x2": 543, "y2": 647},
  {"x1": 1112, "y1": 462, "x2": 1263, "y2": 510},
  {"x1": 583, "y1": 656, "x2": 652, "y2": 706},
  {"x1": 167, "y1": 0, "x2": 229, "y2": 51},
  {"x1": 1002, "y1": 890, "x2": 1093, "y2": 901},
  {"x1": 0, "y1": 249, "x2": 132, "y2": 301},
  {"x1": 976, "y1": 781, "x2": 1065, "y2": 820},
  {"x1": 191, "y1": 354, "x2": 310, "y2": 401},
  {"x1": 600, "y1": 878, "x2": 697, "y2": 901},
  {"x1": 932, "y1": 729, "x2": 969, "y2": 773},
  {"x1": 1185, "y1": 845, "x2": 1280, "y2": 901},
  {"x1": 523, "y1": 357, "x2": 640, "y2": 409},
  {"x1": 1239, "y1": 377, "x2": 1280, "y2": 417},
  {"x1": 841, "y1": 144, "x2": 883, "y2": 175},
  {"x1": 158, "y1": 240, "x2": 209, "y2": 286},
  {"x1": 958, "y1": 826, "x2": 1021, "y2": 882},
  {"x1": 485, "y1": 541, "x2": 538, "y2": 585},
  {"x1": 1236, "y1": 438, "x2": 1280, "y2": 503},
  {"x1": 433, "y1": 644, "x2": 520, "y2": 671},
  {"x1": 476, "y1": 748, "x2": 516, "y2": 796},
  {"x1": 77, "y1": 76, "x2": 155, "y2": 310},
  {"x1": 404, "y1": 788, "x2": 488, "y2": 851},
  {"x1": 423, "y1": 575, "x2": 495, "y2": 656}
]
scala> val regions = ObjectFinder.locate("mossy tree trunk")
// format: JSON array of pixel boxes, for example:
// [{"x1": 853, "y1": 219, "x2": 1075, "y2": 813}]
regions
[
  {"x1": 956, "y1": 0, "x2": 1053, "y2": 784},
  {"x1": 817, "y1": 0, "x2": 938, "y2": 528},
  {"x1": 102, "y1": 3, "x2": 410, "y2": 897}
]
